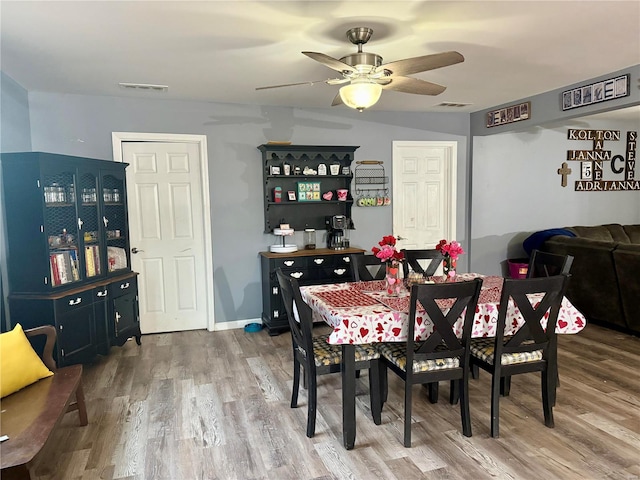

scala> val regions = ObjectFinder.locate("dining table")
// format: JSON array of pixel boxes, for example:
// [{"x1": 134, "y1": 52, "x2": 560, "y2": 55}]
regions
[{"x1": 299, "y1": 273, "x2": 587, "y2": 450}]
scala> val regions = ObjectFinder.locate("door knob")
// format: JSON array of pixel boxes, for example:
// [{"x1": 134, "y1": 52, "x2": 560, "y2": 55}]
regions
[
  {"x1": 396, "y1": 235, "x2": 407, "y2": 240},
  {"x1": 131, "y1": 247, "x2": 144, "y2": 254}
]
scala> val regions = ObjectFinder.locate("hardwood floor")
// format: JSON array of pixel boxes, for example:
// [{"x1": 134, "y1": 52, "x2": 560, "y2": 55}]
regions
[{"x1": 31, "y1": 323, "x2": 639, "y2": 480}]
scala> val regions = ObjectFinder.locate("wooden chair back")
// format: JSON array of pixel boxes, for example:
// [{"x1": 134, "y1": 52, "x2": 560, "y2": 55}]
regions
[
  {"x1": 407, "y1": 278, "x2": 483, "y2": 368},
  {"x1": 350, "y1": 254, "x2": 386, "y2": 281},
  {"x1": 401, "y1": 249, "x2": 444, "y2": 278},
  {"x1": 276, "y1": 268, "x2": 315, "y2": 364},
  {"x1": 25, "y1": 325, "x2": 58, "y2": 371},
  {"x1": 527, "y1": 249, "x2": 574, "y2": 278},
  {"x1": 495, "y1": 275, "x2": 569, "y2": 361}
]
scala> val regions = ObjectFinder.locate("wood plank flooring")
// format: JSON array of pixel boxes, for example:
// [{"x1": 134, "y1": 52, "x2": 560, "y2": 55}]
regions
[{"x1": 30, "y1": 323, "x2": 639, "y2": 480}]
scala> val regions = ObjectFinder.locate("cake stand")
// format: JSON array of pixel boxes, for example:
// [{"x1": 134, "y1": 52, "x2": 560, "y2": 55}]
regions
[{"x1": 270, "y1": 227, "x2": 298, "y2": 253}]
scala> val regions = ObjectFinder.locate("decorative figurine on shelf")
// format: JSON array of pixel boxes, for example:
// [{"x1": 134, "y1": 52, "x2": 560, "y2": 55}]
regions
[
  {"x1": 436, "y1": 239, "x2": 465, "y2": 280},
  {"x1": 372, "y1": 235, "x2": 405, "y2": 296}
]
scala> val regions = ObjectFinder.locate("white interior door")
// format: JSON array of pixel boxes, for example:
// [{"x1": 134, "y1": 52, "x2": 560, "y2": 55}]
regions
[
  {"x1": 392, "y1": 141, "x2": 457, "y2": 256},
  {"x1": 121, "y1": 141, "x2": 209, "y2": 334}
]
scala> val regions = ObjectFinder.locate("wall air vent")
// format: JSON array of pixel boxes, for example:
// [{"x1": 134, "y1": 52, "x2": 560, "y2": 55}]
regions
[
  {"x1": 436, "y1": 102, "x2": 473, "y2": 108},
  {"x1": 118, "y1": 83, "x2": 168, "y2": 92}
]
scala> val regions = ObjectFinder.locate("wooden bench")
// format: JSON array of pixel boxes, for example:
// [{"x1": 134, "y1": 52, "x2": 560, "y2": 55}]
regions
[{"x1": 1, "y1": 325, "x2": 88, "y2": 480}]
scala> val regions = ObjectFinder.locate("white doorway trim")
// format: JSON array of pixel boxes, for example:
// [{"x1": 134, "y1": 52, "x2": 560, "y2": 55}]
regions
[{"x1": 111, "y1": 132, "x2": 215, "y2": 332}]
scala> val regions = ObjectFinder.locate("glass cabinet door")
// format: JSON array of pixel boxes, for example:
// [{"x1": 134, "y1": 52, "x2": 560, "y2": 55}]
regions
[
  {"x1": 101, "y1": 171, "x2": 130, "y2": 274},
  {"x1": 42, "y1": 168, "x2": 81, "y2": 287},
  {"x1": 78, "y1": 170, "x2": 103, "y2": 280}
]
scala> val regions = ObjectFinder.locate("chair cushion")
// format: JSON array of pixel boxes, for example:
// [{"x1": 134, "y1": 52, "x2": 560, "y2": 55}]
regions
[
  {"x1": 470, "y1": 337, "x2": 543, "y2": 366},
  {"x1": 378, "y1": 342, "x2": 460, "y2": 373},
  {"x1": 312, "y1": 334, "x2": 380, "y2": 367},
  {"x1": 0, "y1": 324, "x2": 54, "y2": 398}
]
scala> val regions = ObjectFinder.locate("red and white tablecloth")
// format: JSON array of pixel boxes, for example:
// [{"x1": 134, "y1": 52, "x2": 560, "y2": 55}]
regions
[{"x1": 299, "y1": 273, "x2": 586, "y2": 345}]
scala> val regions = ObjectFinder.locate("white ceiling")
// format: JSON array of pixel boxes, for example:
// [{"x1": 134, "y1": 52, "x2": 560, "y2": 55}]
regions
[{"x1": 1, "y1": 1, "x2": 639, "y2": 117}]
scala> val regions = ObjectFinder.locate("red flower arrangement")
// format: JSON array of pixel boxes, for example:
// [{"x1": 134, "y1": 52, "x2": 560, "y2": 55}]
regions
[
  {"x1": 372, "y1": 235, "x2": 405, "y2": 263},
  {"x1": 435, "y1": 239, "x2": 465, "y2": 260}
]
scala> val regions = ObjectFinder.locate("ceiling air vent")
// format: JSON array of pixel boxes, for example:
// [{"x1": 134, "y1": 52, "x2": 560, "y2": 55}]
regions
[
  {"x1": 118, "y1": 83, "x2": 168, "y2": 92},
  {"x1": 436, "y1": 102, "x2": 473, "y2": 108}
]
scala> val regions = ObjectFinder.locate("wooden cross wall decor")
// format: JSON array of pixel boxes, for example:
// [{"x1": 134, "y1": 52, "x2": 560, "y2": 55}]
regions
[{"x1": 557, "y1": 162, "x2": 572, "y2": 187}]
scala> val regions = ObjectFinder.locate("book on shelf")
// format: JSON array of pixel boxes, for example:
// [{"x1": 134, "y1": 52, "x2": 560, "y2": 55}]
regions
[
  {"x1": 50, "y1": 254, "x2": 61, "y2": 286},
  {"x1": 69, "y1": 248, "x2": 80, "y2": 281},
  {"x1": 55, "y1": 253, "x2": 69, "y2": 284},
  {"x1": 93, "y1": 245, "x2": 101, "y2": 275},
  {"x1": 85, "y1": 246, "x2": 96, "y2": 277},
  {"x1": 84, "y1": 245, "x2": 101, "y2": 276}
]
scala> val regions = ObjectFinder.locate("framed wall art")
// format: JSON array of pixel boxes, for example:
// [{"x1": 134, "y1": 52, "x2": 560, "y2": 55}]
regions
[
  {"x1": 486, "y1": 101, "x2": 530, "y2": 128},
  {"x1": 561, "y1": 74, "x2": 629, "y2": 111}
]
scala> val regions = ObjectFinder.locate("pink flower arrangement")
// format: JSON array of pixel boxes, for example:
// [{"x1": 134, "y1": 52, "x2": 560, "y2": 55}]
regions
[
  {"x1": 436, "y1": 239, "x2": 465, "y2": 260},
  {"x1": 372, "y1": 235, "x2": 405, "y2": 263}
]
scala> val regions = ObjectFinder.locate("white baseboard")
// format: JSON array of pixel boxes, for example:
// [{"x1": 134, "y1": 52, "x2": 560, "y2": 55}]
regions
[{"x1": 211, "y1": 317, "x2": 262, "y2": 332}]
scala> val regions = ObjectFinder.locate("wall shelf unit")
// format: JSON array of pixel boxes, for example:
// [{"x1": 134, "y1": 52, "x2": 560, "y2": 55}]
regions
[{"x1": 258, "y1": 144, "x2": 359, "y2": 232}]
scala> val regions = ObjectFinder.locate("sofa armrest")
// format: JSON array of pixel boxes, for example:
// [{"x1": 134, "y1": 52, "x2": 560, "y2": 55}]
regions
[
  {"x1": 613, "y1": 243, "x2": 640, "y2": 332},
  {"x1": 544, "y1": 237, "x2": 625, "y2": 327}
]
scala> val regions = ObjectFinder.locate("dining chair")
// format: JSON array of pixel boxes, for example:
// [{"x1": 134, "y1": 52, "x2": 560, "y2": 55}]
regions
[
  {"x1": 520, "y1": 249, "x2": 573, "y2": 393},
  {"x1": 469, "y1": 274, "x2": 570, "y2": 438},
  {"x1": 377, "y1": 278, "x2": 483, "y2": 447},
  {"x1": 527, "y1": 249, "x2": 574, "y2": 278},
  {"x1": 350, "y1": 253, "x2": 386, "y2": 281},
  {"x1": 401, "y1": 248, "x2": 445, "y2": 278},
  {"x1": 275, "y1": 268, "x2": 382, "y2": 438}
]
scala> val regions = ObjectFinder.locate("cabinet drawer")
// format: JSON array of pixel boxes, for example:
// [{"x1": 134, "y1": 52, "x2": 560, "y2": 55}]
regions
[
  {"x1": 320, "y1": 265, "x2": 352, "y2": 282},
  {"x1": 93, "y1": 285, "x2": 109, "y2": 301},
  {"x1": 109, "y1": 276, "x2": 137, "y2": 298},
  {"x1": 276, "y1": 268, "x2": 316, "y2": 284},
  {"x1": 306, "y1": 255, "x2": 333, "y2": 268},
  {"x1": 54, "y1": 290, "x2": 94, "y2": 316},
  {"x1": 271, "y1": 257, "x2": 308, "y2": 270},
  {"x1": 334, "y1": 254, "x2": 355, "y2": 269}
]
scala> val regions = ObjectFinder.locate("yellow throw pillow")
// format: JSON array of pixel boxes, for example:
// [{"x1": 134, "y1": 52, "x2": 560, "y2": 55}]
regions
[{"x1": 1, "y1": 323, "x2": 54, "y2": 398}]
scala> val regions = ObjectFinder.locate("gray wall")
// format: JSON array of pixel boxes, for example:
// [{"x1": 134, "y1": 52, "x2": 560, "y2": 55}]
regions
[
  {"x1": 0, "y1": 72, "x2": 31, "y2": 330},
  {"x1": 0, "y1": 72, "x2": 31, "y2": 152},
  {"x1": 471, "y1": 116, "x2": 640, "y2": 276},
  {"x1": 25, "y1": 91, "x2": 470, "y2": 324},
  {"x1": 468, "y1": 63, "x2": 640, "y2": 276}
]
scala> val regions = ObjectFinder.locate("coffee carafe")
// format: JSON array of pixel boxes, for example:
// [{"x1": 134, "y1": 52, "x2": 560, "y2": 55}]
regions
[{"x1": 325, "y1": 215, "x2": 348, "y2": 250}]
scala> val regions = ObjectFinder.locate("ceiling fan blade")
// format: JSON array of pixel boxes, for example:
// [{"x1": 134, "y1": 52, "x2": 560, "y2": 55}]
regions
[
  {"x1": 379, "y1": 51, "x2": 464, "y2": 77},
  {"x1": 255, "y1": 80, "x2": 329, "y2": 91},
  {"x1": 302, "y1": 51, "x2": 357, "y2": 74},
  {"x1": 382, "y1": 76, "x2": 447, "y2": 95},
  {"x1": 331, "y1": 93, "x2": 344, "y2": 107}
]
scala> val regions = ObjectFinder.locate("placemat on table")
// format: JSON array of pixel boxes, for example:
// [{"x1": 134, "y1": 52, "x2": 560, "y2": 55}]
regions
[
  {"x1": 478, "y1": 276, "x2": 503, "y2": 303},
  {"x1": 315, "y1": 289, "x2": 380, "y2": 308},
  {"x1": 376, "y1": 295, "x2": 455, "y2": 312},
  {"x1": 348, "y1": 280, "x2": 386, "y2": 292}
]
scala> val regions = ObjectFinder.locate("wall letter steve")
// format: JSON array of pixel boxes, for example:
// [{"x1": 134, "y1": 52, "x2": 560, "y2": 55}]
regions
[{"x1": 562, "y1": 129, "x2": 639, "y2": 191}]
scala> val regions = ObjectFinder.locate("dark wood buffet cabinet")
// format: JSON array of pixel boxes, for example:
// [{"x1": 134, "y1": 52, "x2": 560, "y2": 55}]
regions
[
  {"x1": 1, "y1": 152, "x2": 141, "y2": 366},
  {"x1": 260, "y1": 247, "x2": 364, "y2": 335}
]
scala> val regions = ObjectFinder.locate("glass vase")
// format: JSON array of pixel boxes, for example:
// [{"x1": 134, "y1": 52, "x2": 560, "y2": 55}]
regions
[
  {"x1": 385, "y1": 261, "x2": 401, "y2": 296},
  {"x1": 443, "y1": 255, "x2": 457, "y2": 280}
]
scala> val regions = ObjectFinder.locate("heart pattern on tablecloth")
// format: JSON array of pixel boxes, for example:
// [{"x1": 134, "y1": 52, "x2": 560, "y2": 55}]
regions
[{"x1": 299, "y1": 275, "x2": 586, "y2": 345}]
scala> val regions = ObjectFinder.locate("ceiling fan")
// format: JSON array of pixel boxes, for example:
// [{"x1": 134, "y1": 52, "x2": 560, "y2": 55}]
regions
[{"x1": 256, "y1": 27, "x2": 464, "y2": 112}]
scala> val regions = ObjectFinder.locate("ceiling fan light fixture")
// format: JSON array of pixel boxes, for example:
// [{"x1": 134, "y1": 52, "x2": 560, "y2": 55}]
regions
[{"x1": 339, "y1": 80, "x2": 382, "y2": 112}]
